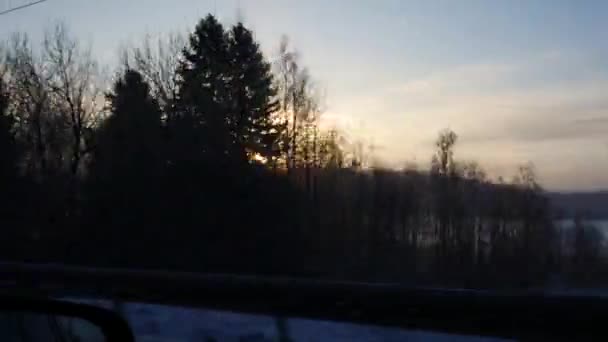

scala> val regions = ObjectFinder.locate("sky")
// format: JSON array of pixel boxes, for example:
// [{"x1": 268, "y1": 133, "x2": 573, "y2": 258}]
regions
[{"x1": 1, "y1": 0, "x2": 608, "y2": 191}]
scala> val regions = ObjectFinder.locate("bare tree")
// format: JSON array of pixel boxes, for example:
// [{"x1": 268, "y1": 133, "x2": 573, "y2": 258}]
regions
[
  {"x1": 122, "y1": 32, "x2": 185, "y2": 122},
  {"x1": 4, "y1": 32, "x2": 54, "y2": 178},
  {"x1": 43, "y1": 23, "x2": 101, "y2": 177},
  {"x1": 513, "y1": 162, "x2": 540, "y2": 191},
  {"x1": 429, "y1": 128, "x2": 460, "y2": 276},
  {"x1": 431, "y1": 128, "x2": 458, "y2": 176},
  {"x1": 318, "y1": 129, "x2": 344, "y2": 169},
  {"x1": 274, "y1": 36, "x2": 317, "y2": 172}
]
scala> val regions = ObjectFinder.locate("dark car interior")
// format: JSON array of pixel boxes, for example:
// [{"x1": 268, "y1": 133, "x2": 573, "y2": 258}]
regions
[{"x1": 1, "y1": 262, "x2": 607, "y2": 341}]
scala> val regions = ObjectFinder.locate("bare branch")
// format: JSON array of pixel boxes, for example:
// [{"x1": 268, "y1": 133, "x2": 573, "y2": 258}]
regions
[
  {"x1": 123, "y1": 32, "x2": 185, "y2": 116},
  {"x1": 42, "y1": 22, "x2": 101, "y2": 176}
]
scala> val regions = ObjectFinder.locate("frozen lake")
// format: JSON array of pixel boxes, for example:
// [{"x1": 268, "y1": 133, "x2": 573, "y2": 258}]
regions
[{"x1": 554, "y1": 219, "x2": 608, "y2": 232}]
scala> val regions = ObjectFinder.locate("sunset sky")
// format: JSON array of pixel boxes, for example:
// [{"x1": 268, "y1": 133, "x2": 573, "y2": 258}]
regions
[{"x1": 2, "y1": 0, "x2": 608, "y2": 191}]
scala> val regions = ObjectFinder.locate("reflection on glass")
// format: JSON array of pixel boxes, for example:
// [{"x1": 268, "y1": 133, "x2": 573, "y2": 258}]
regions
[
  {"x1": 0, "y1": 311, "x2": 105, "y2": 342},
  {"x1": 73, "y1": 298, "x2": 514, "y2": 342}
]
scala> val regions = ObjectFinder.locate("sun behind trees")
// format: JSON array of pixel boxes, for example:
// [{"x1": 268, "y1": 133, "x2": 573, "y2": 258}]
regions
[{"x1": 0, "y1": 15, "x2": 604, "y2": 288}]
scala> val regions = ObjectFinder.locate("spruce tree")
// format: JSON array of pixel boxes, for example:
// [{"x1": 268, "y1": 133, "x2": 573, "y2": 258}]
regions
[
  {"x1": 176, "y1": 14, "x2": 231, "y2": 162},
  {"x1": 86, "y1": 69, "x2": 164, "y2": 262},
  {"x1": 93, "y1": 69, "x2": 163, "y2": 181},
  {"x1": 227, "y1": 22, "x2": 282, "y2": 162}
]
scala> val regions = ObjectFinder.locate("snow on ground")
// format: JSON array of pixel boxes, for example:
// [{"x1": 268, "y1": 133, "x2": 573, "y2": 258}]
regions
[{"x1": 68, "y1": 298, "x2": 511, "y2": 342}]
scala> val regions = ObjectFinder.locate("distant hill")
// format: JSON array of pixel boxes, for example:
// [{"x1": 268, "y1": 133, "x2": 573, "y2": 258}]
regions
[{"x1": 547, "y1": 191, "x2": 608, "y2": 219}]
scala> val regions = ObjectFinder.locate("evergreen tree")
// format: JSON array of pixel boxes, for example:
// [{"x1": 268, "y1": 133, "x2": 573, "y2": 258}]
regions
[
  {"x1": 175, "y1": 14, "x2": 231, "y2": 162},
  {"x1": 93, "y1": 69, "x2": 163, "y2": 180},
  {"x1": 227, "y1": 22, "x2": 282, "y2": 161},
  {"x1": 86, "y1": 69, "x2": 163, "y2": 265},
  {"x1": 176, "y1": 15, "x2": 282, "y2": 164}
]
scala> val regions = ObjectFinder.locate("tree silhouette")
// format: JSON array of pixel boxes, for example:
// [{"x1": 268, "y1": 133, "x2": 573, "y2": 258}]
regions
[
  {"x1": 0, "y1": 17, "x2": 603, "y2": 289},
  {"x1": 0, "y1": 80, "x2": 17, "y2": 182},
  {"x1": 92, "y1": 69, "x2": 162, "y2": 180},
  {"x1": 431, "y1": 128, "x2": 458, "y2": 176},
  {"x1": 85, "y1": 69, "x2": 163, "y2": 266},
  {"x1": 273, "y1": 37, "x2": 316, "y2": 172},
  {"x1": 176, "y1": 14, "x2": 231, "y2": 163},
  {"x1": 430, "y1": 128, "x2": 459, "y2": 278},
  {"x1": 44, "y1": 23, "x2": 100, "y2": 178},
  {"x1": 5, "y1": 32, "x2": 56, "y2": 178},
  {"x1": 123, "y1": 32, "x2": 185, "y2": 119},
  {"x1": 227, "y1": 22, "x2": 282, "y2": 162}
]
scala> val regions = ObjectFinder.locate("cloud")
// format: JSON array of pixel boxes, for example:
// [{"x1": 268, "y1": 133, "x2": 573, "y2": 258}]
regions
[
  {"x1": 572, "y1": 116, "x2": 608, "y2": 125},
  {"x1": 383, "y1": 51, "x2": 608, "y2": 146},
  {"x1": 459, "y1": 86, "x2": 608, "y2": 144},
  {"x1": 391, "y1": 62, "x2": 517, "y2": 97},
  {"x1": 326, "y1": 49, "x2": 608, "y2": 189}
]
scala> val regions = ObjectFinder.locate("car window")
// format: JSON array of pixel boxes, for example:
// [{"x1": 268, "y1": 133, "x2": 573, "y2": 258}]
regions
[{"x1": 0, "y1": 0, "x2": 607, "y2": 340}]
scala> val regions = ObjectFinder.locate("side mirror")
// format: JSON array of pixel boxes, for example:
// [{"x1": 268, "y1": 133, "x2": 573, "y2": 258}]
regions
[{"x1": 0, "y1": 294, "x2": 134, "y2": 342}]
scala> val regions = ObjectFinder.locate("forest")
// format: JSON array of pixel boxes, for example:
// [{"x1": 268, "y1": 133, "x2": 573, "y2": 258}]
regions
[{"x1": 0, "y1": 14, "x2": 605, "y2": 289}]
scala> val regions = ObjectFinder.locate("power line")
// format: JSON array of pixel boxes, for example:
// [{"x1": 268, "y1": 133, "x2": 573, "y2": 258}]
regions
[{"x1": 0, "y1": 0, "x2": 48, "y2": 17}]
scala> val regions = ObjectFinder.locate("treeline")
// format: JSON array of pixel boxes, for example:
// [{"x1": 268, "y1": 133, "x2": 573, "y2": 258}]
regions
[{"x1": 0, "y1": 15, "x2": 604, "y2": 288}]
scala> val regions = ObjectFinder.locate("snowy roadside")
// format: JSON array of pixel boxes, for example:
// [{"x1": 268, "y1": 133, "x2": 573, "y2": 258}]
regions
[{"x1": 68, "y1": 298, "x2": 511, "y2": 342}]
